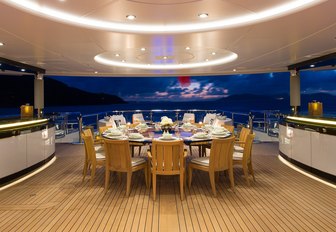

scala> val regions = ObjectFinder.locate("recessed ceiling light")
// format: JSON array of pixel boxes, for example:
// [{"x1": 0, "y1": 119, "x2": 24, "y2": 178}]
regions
[
  {"x1": 21, "y1": 68, "x2": 26, "y2": 72},
  {"x1": 126, "y1": 15, "x2": 136, "y2": 20},
  {"x1": 163, "y1": 56, "x2": 167, "y2": 60},
  {"x1": 5, "y1": 0, "x2": 322, "y2": 33},
  {"x1": 115, "y1": 53, "x2": 120, "y2": 57},
  {"x1": 310, "y1": 64, "x2": 315, "y2": 68},
  {"x1": 205, "y1": 59, "x2": 209, "y2": 62},
  {"x1": 198, "y1": 13, "x2": 209, "y2": 19},
  {"x1": 211, "y1": 52, "x2": 216, "y2": 55},
  {"x1": 233, "y1": 69, "x2": 237, "y2": 72},
  {"x1": 94, "y1": 71, "x2": 98, "y2": 74},
  {"x1": 140, "y1": 47, "x2": 146, "y2": 51},
  {"x1": 58, "y1": 0, "x2": 66, "y2": 2},
  {"x1": 121, "y1": 60, "x2": 125, "y2": 62},
  {"x1": 0, "y1": 42, "x2": 4, "y2": 46},
  {"x1": 185, "y1": 46, "x2": 191, "y2": 50}
]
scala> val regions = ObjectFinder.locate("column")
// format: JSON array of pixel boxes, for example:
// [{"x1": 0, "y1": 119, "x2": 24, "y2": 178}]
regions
[
  {"x1": 34, "y1": 73, "x2": 44, "y2": 118},
  {"x1": 290, "y1": 70, "x2": 300, "y2": 115}
]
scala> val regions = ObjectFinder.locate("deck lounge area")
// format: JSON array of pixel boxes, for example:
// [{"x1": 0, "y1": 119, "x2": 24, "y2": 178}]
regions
[{"x1": 0, "y1": 142, "x2": 335, "y2": 232}]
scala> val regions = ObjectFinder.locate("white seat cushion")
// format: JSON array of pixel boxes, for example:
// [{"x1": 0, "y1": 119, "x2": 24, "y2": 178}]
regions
[
  {"x1": 234, "y1": 145, "x2": 244, "y2": 152},
  {"x1": 233, "y1": 152, "x2": 243, "y2": 160},
  {"x1": 94, "y1": 145, "x2": 104, "y2": 152},
  {"x1": 131, "y1": 157, "x2": 146, "y2": 166},
  {"x1": 96, "y1": 152, "x2": 105, "y2": 160},
  {"x1": 190, "y1": 157, "x2": 209, "y2": 166}
]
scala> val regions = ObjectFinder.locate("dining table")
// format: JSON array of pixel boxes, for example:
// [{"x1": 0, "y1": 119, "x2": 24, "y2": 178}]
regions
[{"x1": 102, "y1": 123, "x2": 232, "y2": 157}]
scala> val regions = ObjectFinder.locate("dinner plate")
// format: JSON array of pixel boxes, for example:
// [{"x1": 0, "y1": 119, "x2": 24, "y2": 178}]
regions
[
  {"x1": 158, "y1": 137, "x2": 179, "y2": 141},
  {"x1": 103, "y1": 134, "x2": 126, "y2": 140}
]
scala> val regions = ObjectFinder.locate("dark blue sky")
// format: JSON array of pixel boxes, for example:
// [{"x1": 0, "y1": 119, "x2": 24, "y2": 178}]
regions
[{"x1": 49, "y1": 69, "x2": 336, "y2": 101}]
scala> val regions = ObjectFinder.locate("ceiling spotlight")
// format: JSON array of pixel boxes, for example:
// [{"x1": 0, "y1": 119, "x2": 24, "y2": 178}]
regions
[
  {"x1": 121, "y1": 60, "x2": 125, "y2": 62},
  {"x1": 115, "y1": 53, "x2": 120, "y2": 57},
  {"x1": 198, "y1": 13, "x2": 209, "y2": 18},
  {"x1": 233, "y1": 69, "x2": 237, "y2": 72},
  {"x1": 0, "y1": 42, "x2": 4, "y2": 46},
  {"x1": 126, "y1": 15, "x2": 136, "y2": 20},
  {"x1": 163, "y1": 56, "x2": 167, "y2": 60},
  {"x1": 205, "y1": 59, "x2": 209, "y2": 62},
  {"x1": 310, "y1": 64, "x2": 315, "y2": 68},
  {"x1": 21, "y1": 68, "x2": 26, "y2": 72},
  {"x1": 211, "y1": 52, "x2": 216, "y2": 55},
  {"x1": 140, "y1": 47, "x2": 146, "y2": 51},
  {"x1": 185, "y1": 46, "x2": 191, "y2": 50},
  {"x1": 94, "y1": 71, "x2": 98, "y2": 74}
]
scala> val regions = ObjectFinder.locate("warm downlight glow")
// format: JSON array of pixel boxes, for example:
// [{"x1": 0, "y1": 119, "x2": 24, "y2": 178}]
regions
[
  {"x1": 4, "y1": 0, "x2": 323, "y2": 34},
  {"x1": 94, "y1": 52, "x2": 238, "y2": 70}
]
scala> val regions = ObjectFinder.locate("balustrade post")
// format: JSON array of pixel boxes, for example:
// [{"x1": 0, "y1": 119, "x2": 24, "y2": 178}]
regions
[{"x1": 78, "y1": 114, "x2": 83, "y2": 143}]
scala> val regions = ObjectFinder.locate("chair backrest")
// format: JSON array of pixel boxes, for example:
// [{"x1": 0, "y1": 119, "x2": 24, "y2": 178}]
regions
[
  {"x1": 132, "y1": 113, "x2": 145, "y2": 124},
  {"x1": 151, "y1": 140, "x2": 185, "y2": 175},
  {"x1": 99, "y1": 125, "x2": 111, "y2": 135},
  {"x1": 82, "y1": 134, "x2": 97, "y2": 165},
  {"x1": 223, "y1": 125, "x2": 234, "y2": 133},
  {"x1": 111, "y1": 115, "x2": 127, "y2": 126},
  {"x1": 238, "y1": 127, "x2": 251, "y2": 148},
  {"x1": 209, "y1": 137, "x2": 235, "y2": 172},
  {"x1": 104, "y1": 139, "x2": 131, "y2": 172},
  {"x1": 182, "y1": 113, "x2": 195, "y2": 123},
  {"x1": 203, "y1": 113, "x2": 217, "y2": 124},
  {"x1": 242, "y1": 134, "x2": 255, "y2": 164}
]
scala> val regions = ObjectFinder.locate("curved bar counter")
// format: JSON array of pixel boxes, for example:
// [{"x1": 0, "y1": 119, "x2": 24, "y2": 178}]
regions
[
  {"x1": 279, "y1": 116, "x2": 336, "y2": 182},
  {"x1": 0, "y1": 118, "x2": 55, "y2": 185}
]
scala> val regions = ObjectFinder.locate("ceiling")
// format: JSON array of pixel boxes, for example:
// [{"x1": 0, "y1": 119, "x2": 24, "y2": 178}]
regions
[{"x1": 0, "y1": 0, "x2": 335, "y2": 77}]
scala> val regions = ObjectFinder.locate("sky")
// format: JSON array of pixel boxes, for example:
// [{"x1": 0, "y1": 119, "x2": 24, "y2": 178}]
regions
[{"x1": 48, "y1": 69, "x2": 336, "y2": 102}]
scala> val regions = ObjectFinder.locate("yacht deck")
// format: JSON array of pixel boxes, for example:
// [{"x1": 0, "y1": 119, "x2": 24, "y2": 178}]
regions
[{"x1": 0, "y1": 142, "x2": 335, "y2": 231}]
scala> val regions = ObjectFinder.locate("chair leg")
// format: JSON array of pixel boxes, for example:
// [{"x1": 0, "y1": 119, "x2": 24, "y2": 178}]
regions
[
  {"x1": 209, "y1": 171, "x2": 217, "y2": 196},
  {"x1": 188, "y1": 166, "x2": 193, "y2": 188},
  {"x1": 242, "y1": 164, "x2": 250, "y2": 186},
  {"x1": 105, "y1": 169, "x2": 110, "y2": 192},
  {"x1": 117, "y1": 172, "x2": 122, "y2": 182},
  {"x1": 180, "y1": 172, "x2": 184, "y2": 200},
  {"x1": 198, "y1": 145, "x2": 202, "y2": 157},
  {"x1": 126, "y1": 171, "x2": 132, "y2": 196},
  {"x1": 189, "y1": 145, "x2": 193, "y2": 156},
  {"x1": 248, "y1": 162, "x2": 255, "y2": 181},
  {"x1": 152, "y1": 173, "x2": 157, "y2": 201},
  {"x1": 229, "y1": 167, "x2": 235, "y2": 192},
  {"x1": 138, "y1": 146, "x2": 141, "y2": 156},
  {"x1": 144, "y1": 167, "x2": 148, "y2": 188},
  {"x1": 82, "y1": 161, "x2": 88, "y2": 182},
  {"x1": 90, "y1": 165, "x2": 96, "y2": 186}
]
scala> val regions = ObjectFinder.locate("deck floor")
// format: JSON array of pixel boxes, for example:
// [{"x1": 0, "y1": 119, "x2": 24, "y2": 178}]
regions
[{"x1": 0, "y1": 142, "x2": 336, "y2": 232}]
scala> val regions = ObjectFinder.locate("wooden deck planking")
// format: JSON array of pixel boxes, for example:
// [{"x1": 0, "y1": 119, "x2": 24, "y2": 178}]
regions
[{"x1": 0, "y1": 142, "x2": 335, "y2": 232}]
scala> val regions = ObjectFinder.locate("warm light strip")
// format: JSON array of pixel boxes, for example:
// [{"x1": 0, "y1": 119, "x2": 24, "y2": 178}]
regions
[
  {"x1": 0, "y1": 156, "x2": 56, "y2": 192},
  {"x1": 287, "y1": 116, "x2": 336, "y2": 126},
  {"x1": 94, "y1": 53, "x2": 238, "y2": 69},
  {"x1": 0, "y1": 119, "x2": 48, "y2": 130},
  {"x1": 4, "y1": 0, "x2": 323, "y2": 34},
  {"x1": 278, "y1": 155, "x2": 336, "y2": 189}
]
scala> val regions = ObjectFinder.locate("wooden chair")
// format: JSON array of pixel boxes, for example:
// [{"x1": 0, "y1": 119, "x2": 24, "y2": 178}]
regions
[
  {"x1": 82, "y1": 128, "x2": 104, "y2": 153},
  {"x1": 182, "y1": 113, "x2": 195, "y2": 123},
  {"x1": 234, "y1": 127, "x2": 251, "y2": 152},
  {"x1": 223, "y1": 125, "x2": 234, "y2": 134},
  {"x1": 96, "y1": 125, "x2": 111, "y2": 141},
  {"x1": 148, "y1": 140, "x2": 187, "y2": 200},
  {"x1": 82, "y1": 134, "x2": 105, "y2": 186},
  {"x1": 188, "y1": 136, "x2": 235, "y2": 196},
  {"x1": 103, "y1": 139, "x2": 148, "y2": 196},
  {"x1": 233, "y1": 133, "x2": 255, "y2": 186}
]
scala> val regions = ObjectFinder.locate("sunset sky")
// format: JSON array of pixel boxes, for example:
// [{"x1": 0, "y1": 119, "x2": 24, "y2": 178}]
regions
[{"x1": 49, "y1": 69, "x2": 336, "y2": 102}]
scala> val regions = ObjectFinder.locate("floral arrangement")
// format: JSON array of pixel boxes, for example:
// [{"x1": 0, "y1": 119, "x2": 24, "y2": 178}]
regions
[{"x1": 160, "y1": 116, "x2": 173, "y2": 133}]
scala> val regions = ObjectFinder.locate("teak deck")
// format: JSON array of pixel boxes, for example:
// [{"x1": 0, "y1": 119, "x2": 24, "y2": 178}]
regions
[{"x1": 0, "y1": 142, "x2": 335, "y2": 232}]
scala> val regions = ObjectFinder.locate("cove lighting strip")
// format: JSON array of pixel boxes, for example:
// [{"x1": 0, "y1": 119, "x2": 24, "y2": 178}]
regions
[
  {"x1": 286, "y1": 116, "x2": 336, "y2": 126},
  {"x1": 5, "y1": 0, "x2": 323, "y2": 34},
  {"x1": 0, "y1": 156, "x2": 56, "y2": 192},
  {"x1": 0, "y1": 119, "x2": 48, "y2": 130},
  {"x1": 94, "y1": 53, "x2": 238, "y2": 69},
  {"x1": 278, "y1": 155, "x2": 336, "y2": 189}
]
